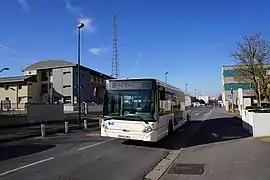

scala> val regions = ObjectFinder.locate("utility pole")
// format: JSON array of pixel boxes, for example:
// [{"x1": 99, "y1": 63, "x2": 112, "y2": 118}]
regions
[
  {"x1": 112, "y1": 13, "x2": 119, "y2": 78},
  {"x1": 77, "y1": 22, "x2": 85, "y2": 127},
  {"x1": 231, "y1": 88, "x2": 234, "y2": 112}
]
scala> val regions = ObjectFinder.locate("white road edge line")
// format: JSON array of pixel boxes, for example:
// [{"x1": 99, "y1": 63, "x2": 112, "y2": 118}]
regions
[
  {"x1": 0, "y1": 157, "x2": 54, "y2": 177},
  {"x1": 78, "y1": 138, "x2": 116, "y2": 151},
  {"x1": 203, "y1": 107, "x2": 215, "y2": 120}
]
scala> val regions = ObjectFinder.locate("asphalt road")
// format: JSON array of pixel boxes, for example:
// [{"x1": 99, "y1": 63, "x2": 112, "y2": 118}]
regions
[{"x1": 0, "y1": 106, "x2": 214, "y2": 180}]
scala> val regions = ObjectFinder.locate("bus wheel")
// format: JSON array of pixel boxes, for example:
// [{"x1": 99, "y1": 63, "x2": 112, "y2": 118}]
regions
[{"x1": 168, "y1": 120, "x2": 173, "y2": 136}]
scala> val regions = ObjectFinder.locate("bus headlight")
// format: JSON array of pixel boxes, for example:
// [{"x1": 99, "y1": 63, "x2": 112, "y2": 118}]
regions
[
  {"x1": 102, "y1": 123, "x2": 108, "y2": 130},
  {"x1": 142, "y1": 126, "x2": 153, "y2": 133}
]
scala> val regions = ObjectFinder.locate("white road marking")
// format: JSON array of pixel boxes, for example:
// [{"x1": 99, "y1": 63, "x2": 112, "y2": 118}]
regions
[
  {"x1": 0, "y1": 157, "x2": 54, "y2": 177},
  {"x1": 195, "y1": 113, "x2": 200, "y2": 115},
  {"x1": 78, "y1": 138, "x2": 116, "y2": 151},
  {"x1": 212, "y1": 133, "x2": 218, "y2": 137},
  {"x1": 203, "y1": 107, "x2": 215, "y2": 120}
]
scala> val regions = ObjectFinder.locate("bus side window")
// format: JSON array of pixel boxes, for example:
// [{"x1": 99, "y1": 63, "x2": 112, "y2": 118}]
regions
[
  {"x1": 159, "y1": 89, "x2": 165, "y2": 113},
  {"x1": 160, "y1": 89, "x2": 165, "y2": 100}
]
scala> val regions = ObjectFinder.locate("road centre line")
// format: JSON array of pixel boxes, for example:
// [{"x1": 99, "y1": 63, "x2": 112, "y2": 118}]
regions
[
  {"x1": 203, "y1": 107, "x2": 215, "y2": 120},
  {"x1": 0, "y1": 157, "x2": 54, "y2": 177},
  {"x1": 78, "y1": 138, "x2": 116, "y2": 151}
]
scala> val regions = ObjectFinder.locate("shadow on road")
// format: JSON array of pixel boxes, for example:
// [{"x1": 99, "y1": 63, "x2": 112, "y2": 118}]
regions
[
  {"x1": 0, "y1": 144, "x2": 56, "y2": 161},
  {"x1": 122, "y1": 116, "x2": 251, "y2": 150},
  {"x1": 186, "y1": 116, "x2": 250, "y2": 147}
]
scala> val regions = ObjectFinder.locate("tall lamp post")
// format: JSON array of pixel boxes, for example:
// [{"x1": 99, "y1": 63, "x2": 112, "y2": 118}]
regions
[
  {"x1": 165, "y1": 72, "x2": 168, "y2": 83},
  {"x1": 185, "y1": 84, "x2": 188, "y2": 93},
  {"x1": 0, "y1": 68, "x2": 9, "y2": 74},
  {"x1": 194, "y1": 89, "x2": 197, "y2": 99},
  {"x1": 77, "y1": 22, "x2": 84, "y2": 127}
]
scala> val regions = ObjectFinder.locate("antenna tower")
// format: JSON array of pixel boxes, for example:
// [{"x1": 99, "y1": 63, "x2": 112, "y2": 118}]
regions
[{"x1": 112, "y1": 12, "x2": 119, "y2": 78}]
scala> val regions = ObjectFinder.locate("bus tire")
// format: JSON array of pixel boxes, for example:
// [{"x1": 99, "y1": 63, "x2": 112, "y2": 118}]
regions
[{"x1": 168, "y1": 120, "x2": 173, "y2": 136}]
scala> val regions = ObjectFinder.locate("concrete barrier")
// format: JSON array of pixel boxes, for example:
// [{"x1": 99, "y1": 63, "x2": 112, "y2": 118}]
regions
[
  {"x1": 252, "y1": 112, "x2": 270, "y2": 137},
  {"x1": 242, "y1": 109, "x2": 270, "y2": 137},
  {"x1": 64, "y1": 103, "x2": 103, "y2": 114},
  {"x1": 242, "y1": 110, "x2": 254, "y2": 134},
  {"x1": 0, "y1": 104, "x2": 64, "y2": 127},
  {"x1": 27, "y1": 104, "x2": 64, "y2": 123},
  {"x1": 87, "y1": 104, "x2": 103, "y2": 113}
]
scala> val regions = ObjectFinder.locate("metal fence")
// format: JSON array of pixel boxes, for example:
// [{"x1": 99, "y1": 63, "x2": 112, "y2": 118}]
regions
[{"x1": 0, "y1": 102, "x2": 102, "y2": 129}]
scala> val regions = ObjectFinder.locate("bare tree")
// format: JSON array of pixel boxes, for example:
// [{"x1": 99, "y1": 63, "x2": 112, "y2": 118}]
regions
[{"x1": 232, "y1": 33, "x2": 270, "y2": 106}]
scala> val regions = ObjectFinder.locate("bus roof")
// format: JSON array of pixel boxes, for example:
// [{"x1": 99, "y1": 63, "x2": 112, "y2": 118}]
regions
[{"x1": 106, "y1": 77, "x2": 190, "y2": 96}]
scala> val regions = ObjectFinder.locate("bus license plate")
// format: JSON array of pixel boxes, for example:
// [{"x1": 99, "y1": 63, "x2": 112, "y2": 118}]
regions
[{"x1": 118, "y1": 135, "x2": 130, "y2": 139}]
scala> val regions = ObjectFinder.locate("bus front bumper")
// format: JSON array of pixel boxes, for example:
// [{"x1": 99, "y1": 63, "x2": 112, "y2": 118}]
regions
[{"x1": 101, "y1": 129, "x2": 159, "y2": 142}]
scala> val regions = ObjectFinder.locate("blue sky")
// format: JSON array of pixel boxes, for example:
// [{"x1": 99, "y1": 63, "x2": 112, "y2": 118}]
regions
[{"x1": 1, "y1": 0, "x2": 270, "y2": 96}]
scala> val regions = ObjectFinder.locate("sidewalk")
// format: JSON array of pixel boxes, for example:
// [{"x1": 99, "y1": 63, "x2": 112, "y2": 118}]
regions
[
  {"x1": 0, "y1": 119, "x2": 100, "y2": 143},
  {"x1": 160, "y1": 108, "x2": 270, "y2": 180}
]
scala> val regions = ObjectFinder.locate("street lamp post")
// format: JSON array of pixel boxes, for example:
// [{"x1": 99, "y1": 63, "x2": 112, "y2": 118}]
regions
[
  {"x1": 165, "y1": 72, "x2": 168, "y2": 83},
  {"x1": 77, "y1": 22, "x2": 84, "y2": 127},
  {"x1": 0, "y1": 68, "x2": 9, "y2": 73},
  {"x1": 194, "y1": 89, "x2": 197, "y2": 99},
  {"x1": 185, "y1": 84, "x2": 188, "y2": 93}
]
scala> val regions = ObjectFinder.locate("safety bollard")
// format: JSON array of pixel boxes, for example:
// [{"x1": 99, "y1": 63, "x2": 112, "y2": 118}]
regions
[
  {"x1": 41, "y1": 124, "x2": 45, "y2": 137},
  {"x1": 65, "y1": 121, "x2": 69, "y2": 134},
  {"x1": 84, "y1": 119, "x2": 87, "y2": 130}
]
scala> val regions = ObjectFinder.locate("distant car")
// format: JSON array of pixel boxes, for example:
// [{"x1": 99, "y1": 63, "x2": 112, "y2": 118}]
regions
[
  {"x1": 193, "y1": 102, "x2": 200, "y2": 107},
  {"x1": 261, "y1": 103, "x2": 270, "y2": 108}
]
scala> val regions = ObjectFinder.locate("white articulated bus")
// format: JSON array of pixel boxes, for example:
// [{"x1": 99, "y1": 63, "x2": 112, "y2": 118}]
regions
[{"x1": 100, "y1": 78, "x2": 192, "y2": 142}]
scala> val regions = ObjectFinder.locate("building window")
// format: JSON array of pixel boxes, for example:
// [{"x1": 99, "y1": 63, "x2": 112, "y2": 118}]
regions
[
  {"x1": 41, "y1": 84, "x2": 48, "y2": 93},
  {"x1": 41, "y1": 71, "x2": 48, "y2": 81},
  {"x1": 93, "y1": 77, "x2": 97, "y2": 82},
  {"x1": 18, "y1": 97, "x2": 23, "y2": 103},
  {"x1": 28, "y1": 83, "x2": 32, "y2": 86},
  {"x1": 5, "y1": 85, "x2": 9, "y2": 90},
  {"x1": 18, "y1": 84, "x2": 22, "y2": 90},
  {"x1": 63, "y1": 71, "x2": 71, "y2": 75},
  {"x1": 49, "y1": 70, "x2": 53, "y2": 76},
  {"x1": 64, "y1": 96, "x2": 72, "y2": 104},
  {"x1": 63, "y1": 85, "x2": 71, "y2": 88},
  {"x1": 28, "y1": 96, "x2": 32, "y2": 100}
]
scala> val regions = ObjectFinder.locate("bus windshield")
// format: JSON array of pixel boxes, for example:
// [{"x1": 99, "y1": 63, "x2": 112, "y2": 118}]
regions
[{"x1": 103, "y1": 89, "x2": 155, "y2": 121}]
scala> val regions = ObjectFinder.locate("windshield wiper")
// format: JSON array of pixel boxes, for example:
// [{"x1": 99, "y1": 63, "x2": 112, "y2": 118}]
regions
[{"x1": 124, "y1": 114, "x2": 144, "y2": 121}]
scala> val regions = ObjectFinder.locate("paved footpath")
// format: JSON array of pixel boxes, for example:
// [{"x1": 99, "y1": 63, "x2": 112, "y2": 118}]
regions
[{"x1": 159, "y1": 107, "x2": 270, "y2": 180}]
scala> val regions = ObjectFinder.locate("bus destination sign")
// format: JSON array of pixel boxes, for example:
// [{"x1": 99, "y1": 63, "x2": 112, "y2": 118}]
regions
[{"x1": 109, "y1": 81, "x2": 152, "y2": 90}]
